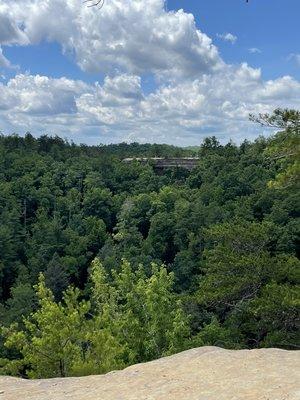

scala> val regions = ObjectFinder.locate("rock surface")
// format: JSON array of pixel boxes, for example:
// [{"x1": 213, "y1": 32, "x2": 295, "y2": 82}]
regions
[{"x1": 1, "y1": 347, "x2": 299, "y2": 400}]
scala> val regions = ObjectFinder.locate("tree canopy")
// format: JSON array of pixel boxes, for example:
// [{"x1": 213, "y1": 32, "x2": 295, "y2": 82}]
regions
[
  {"x1": 0, "y1": 112, "x2": 299, "y2": 378},
  {"x1": 250, "y1": 108, "x2": 300, "y2": 188}
]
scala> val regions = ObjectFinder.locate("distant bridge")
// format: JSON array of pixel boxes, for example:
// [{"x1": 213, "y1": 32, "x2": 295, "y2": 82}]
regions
[{"x1": 122, "y1": 157, "x2": 200, "y2": 171}]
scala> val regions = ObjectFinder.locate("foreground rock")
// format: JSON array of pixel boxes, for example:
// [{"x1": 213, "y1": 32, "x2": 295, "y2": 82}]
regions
[{"x1": 1, "y1": 347, "x2": 299, "y2": 400}]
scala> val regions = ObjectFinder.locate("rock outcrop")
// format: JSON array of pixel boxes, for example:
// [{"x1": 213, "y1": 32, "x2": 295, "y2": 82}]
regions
[{"x1": 1, "y1": 347, "x2": 299, "y2": 400}]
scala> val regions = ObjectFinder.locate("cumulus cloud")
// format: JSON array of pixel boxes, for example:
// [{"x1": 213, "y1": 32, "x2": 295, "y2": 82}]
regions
[
  {"x1": 0, "y1": 0, "x2": 300, "y2": 144},
  {"x1": 4, "y1": 0, "x2": 222, "y2": 80},
  {"x1": 217, "y1": 33, "x2": 237, "y2": 44},
  {"x1": 0, "y1": 6, "x2": 29, "y2": 69},
  {"x1": 248, "y1": 47, "x2": 261, "y2": 54},
  {"x1": 1, "y1": 68, "x2": 300, "y2": 144},
  {"x1": 0, "y1": 74, "x2": 89, "y2": 114},
  {"x1": 0, "y1": 9, "x2": 29, "y2": 45}
]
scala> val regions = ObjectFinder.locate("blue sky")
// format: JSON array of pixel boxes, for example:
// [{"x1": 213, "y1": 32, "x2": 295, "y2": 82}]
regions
[
  {"x1": 169, "y1": 0, "x2": 300, "y2": 80},
  {"x1": 0, "y1": 0, "x2": 299, "y2": 145}
]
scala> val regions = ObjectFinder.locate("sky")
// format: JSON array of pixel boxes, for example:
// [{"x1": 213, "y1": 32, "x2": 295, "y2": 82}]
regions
[{"x1": 0, "y1": 0, "x2": 299, "y2": 145}]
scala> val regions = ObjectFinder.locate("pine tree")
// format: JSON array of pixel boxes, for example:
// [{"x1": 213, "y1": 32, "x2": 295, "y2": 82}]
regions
[{"x1": 2, "y1": 275, "x2": 89, "y2": 378}]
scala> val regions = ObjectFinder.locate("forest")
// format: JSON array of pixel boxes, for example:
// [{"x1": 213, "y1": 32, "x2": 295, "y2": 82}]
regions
[{"x1": 0, "y1": 109, "x2": 299, "y2": 379}]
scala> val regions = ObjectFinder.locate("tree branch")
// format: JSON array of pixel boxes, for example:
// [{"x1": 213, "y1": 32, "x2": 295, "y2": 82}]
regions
[{"x1": 84, "y1": 0, "x2": 105, "y2": 9}]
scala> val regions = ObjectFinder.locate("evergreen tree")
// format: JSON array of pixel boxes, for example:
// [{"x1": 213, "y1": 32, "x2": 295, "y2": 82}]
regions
[
  {"x1": 2, "y1": 275, "x2": 89, "y2": 378},
  {"x1": 44, "y1": 253, "x2": 69, "y2": 301}
]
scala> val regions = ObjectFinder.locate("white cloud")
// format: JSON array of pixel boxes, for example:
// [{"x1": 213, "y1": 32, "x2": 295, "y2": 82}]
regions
[
  {"x1": 1, "y1": 68, "x2": 300, "y2": 145},
  {"x1": 248, "y1": 47, "x2": 261, "y2": 54},
  {"x1": 0, "y1": 0, "x2": 299, "y2": 145},
  {"x1": 217, "y1": 33, "x2": 237, "y2": 44},
  {"x1": 0, "y1": 46, "x2": 10, "y2": 68},
  {"x1": 288, "y1": 53, "x2": 300, "y2": 67},
  {"x1": 0, "y1": 9, "x2": 29, "y2": 45},
  {"x1": 4, "y1": 0, "x2": 222, "y2": 80},
  {"x1": 0, "y1": 74, "x2": 89, "y2": 114}
]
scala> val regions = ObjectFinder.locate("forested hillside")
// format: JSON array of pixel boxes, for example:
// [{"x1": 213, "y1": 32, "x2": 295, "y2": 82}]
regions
[{"x1": 0, "y1": 116, "x2": 299, "y2": 378}]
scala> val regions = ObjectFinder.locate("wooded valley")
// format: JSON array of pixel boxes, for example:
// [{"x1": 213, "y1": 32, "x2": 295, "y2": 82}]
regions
[{"x1": 0, "y1": 111, "x2": 299, "y2": 378}]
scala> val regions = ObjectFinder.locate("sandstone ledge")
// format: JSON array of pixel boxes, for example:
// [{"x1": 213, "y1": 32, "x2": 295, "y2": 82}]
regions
[{"x1": 1, "y1": 347, "x2": 299, "y2": 400}]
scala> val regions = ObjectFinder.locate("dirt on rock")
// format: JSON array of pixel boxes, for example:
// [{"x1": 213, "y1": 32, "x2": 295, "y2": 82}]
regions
[{"x1": 1, "y1": 346, "x2": 299, "y2": 400}]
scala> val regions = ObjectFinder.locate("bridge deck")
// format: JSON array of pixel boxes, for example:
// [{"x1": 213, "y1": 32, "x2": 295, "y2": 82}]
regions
[{"x1": 122, "y1": 157, "x2": 200, "y2": 170}]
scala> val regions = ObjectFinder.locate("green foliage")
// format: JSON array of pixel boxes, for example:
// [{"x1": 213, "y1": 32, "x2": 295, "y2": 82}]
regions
[
  {"x1": 197, "y1": 220, "x2": 276, "y2": 308},
  {"x1": 90, "y1": 259, "x2": 189, "y2": 363},
  {"x1": 1, "y1": 259, "x2": 188, "y2": 378},
  {"x1": 2, "y1": 275, "x2": 90, "y2": 378},
  {"x1": 247, "y1": 282, "x2": 300, "y2": 348},
  {"x1": 250, "y1": 108, "x2": 300, "y2": 188},
  {"x1": 197, "y1": 220, "x2": 300, "y2": 348},
  {"x1": 3, "y1": 283, "x2": 36, "y2": 325},
  {"x1": 191, "y1": 317, "x2": 243, "y2": 349},
  {"x1": 44, "y1": 253, "x2": 69, "y2": 301},
  {"x1": 266, "y1": 129, "x2": 300, "y2": 189},
  {"x1": 0, "y1": 121, "x2": 299, "y2": 378}
]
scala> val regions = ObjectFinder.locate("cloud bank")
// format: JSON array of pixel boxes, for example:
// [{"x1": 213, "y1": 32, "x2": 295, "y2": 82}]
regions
[{"x1": 0, "y1": 0, "x2": 299, "y2": 144}]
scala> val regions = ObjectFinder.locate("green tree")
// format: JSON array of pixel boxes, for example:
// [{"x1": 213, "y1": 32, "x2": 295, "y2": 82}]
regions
[
  {"x1": 197, "y1": 220, "x2": 275, "y2": 310},
  {"x1": 245, "y1": 282, "x2": 300, "y2": 348},
  {"x1": 83, "y1": 188, "x2": 114, "y2": 228},
  {"x1": 90, "y1": 259, "x2": 190, "y2": 363},
  {"x1": 250, "y1": 108, "x2": 300, "y2": 189},
  {"x1": 197, "y1": 220, "x2": 300, "y2": 348},
  {"x1": 44, "y1": 253, "x2": 69, "y2": 301},
  {"x1": 2, "y1": 275, "x2": 90, "y2": 378},
  {"x1": 191, "y1": 317, "x2": 244, "y2": 349},
  {"x1": 3, "y1": 283, "x2": 36, "y2": 326}
]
